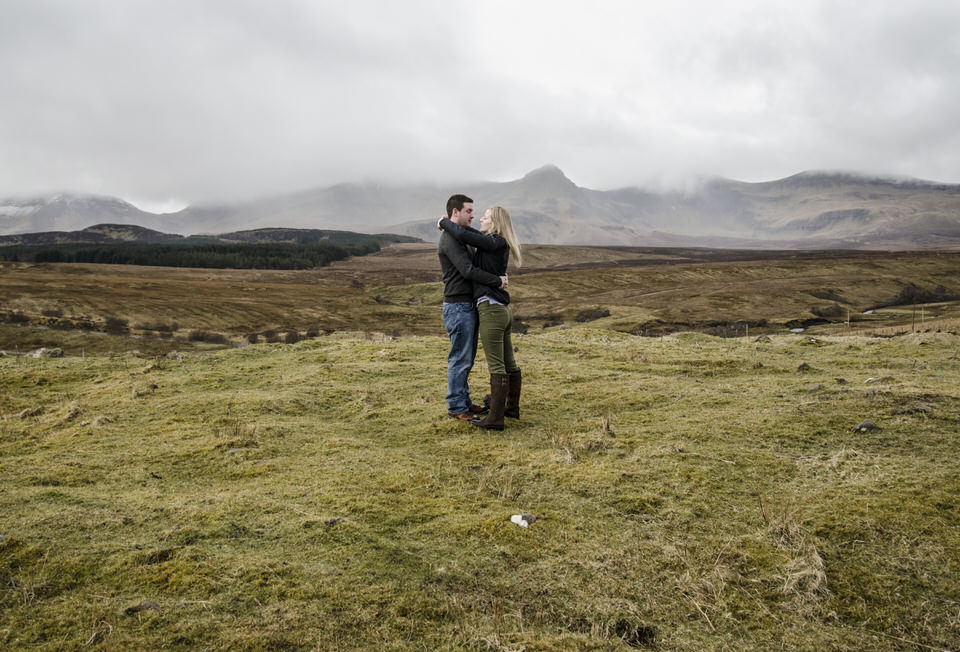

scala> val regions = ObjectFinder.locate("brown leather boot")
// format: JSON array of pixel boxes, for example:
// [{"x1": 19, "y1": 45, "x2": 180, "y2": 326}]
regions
[
  {"x1": 504, "y1": 369, "x2": 521, "y2": 419},
  {"x1": 471, "y1": 374, "x2": 508, "y2": 431}
]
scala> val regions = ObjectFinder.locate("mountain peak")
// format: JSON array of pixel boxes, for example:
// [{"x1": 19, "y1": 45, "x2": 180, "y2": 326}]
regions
[
  {"x1": 520, "y1": 165, "x2": 577, "y2": 191},
  {"x1": 523, "y1": 164, "x2": 569, "y2": 179}
]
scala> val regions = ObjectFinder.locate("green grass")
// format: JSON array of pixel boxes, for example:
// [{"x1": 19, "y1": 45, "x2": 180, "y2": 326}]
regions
[{"x1": 2, "y1": 329, "x2": 958, "y2": 649}]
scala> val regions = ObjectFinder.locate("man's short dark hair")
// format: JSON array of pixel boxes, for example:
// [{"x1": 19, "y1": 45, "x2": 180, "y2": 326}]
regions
[{"x1": 446, "y1": 194, "x2": 473, "y2": 218}]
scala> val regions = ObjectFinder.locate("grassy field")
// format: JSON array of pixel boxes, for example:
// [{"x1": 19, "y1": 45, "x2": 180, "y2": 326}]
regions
[
  {"x1": 1, "y1": 327, "x2": 959, "y2": 650},
  {"x1": 1, "y1": 247, "x2": 959, "y2": 649}
]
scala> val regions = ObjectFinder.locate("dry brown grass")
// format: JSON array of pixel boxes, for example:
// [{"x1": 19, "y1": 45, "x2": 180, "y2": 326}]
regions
[{"x1": 2, "y1": 247, "x2": 958, "y2": 354}]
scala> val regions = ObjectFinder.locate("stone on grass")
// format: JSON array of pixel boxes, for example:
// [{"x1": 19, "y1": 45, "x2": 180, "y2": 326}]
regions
[
  {"x1": 797, "y1": 362, "x2": 811, "y2": 372},
  {"x1": 29, "y1": 347, "x2": 64, "y2": 358},
  {"x1": 853, "y1": 419, "x2": 879, "y2": 433},
  {"x1": 510, "y1": 513, "x2": 536, "y2": 528}
]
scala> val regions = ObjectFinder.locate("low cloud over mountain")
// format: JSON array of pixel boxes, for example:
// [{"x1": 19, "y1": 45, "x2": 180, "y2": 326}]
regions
[{"x1": 3, "y1": 166, "x2": 960, "y2": 249}]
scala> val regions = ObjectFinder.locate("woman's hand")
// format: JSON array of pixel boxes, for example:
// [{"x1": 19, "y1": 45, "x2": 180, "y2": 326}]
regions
[
  {"x1": 437, "y1": 216, "x2": 445, "y2": 230},
  {"x1": 500, "y1": 275, "x2": 508, "y2": 288}
]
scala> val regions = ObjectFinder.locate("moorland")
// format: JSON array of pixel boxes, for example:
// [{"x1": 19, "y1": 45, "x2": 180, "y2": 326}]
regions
[
  {"x1": 2, "y1": 244, "x2": 959, "y2": 355},
  {"x1": 1, "y1": 245, "x2": 959, "y2": 650}
]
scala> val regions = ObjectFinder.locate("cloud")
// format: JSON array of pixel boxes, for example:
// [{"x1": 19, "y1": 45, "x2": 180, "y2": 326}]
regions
[{"x1": 1, "y1": 0, "x2": 959, "y2": 207}]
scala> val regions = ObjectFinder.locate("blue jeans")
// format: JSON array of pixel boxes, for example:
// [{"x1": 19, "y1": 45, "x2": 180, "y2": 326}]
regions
[{"x1": 443, "y1": 302, "x2": 478, "y2": 413}]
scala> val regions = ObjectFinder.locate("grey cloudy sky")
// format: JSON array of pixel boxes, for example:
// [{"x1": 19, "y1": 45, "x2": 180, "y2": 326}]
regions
[{"x1": 2, "y1": 0, "x2": 959, "y2": 211}]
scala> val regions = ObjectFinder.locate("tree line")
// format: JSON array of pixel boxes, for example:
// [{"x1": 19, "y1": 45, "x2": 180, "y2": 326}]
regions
[{"x1": 0, "y1": 241, "x2": 382, "y2": 269}]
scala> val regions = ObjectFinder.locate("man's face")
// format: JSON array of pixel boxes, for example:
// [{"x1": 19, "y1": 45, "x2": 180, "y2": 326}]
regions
[{"x1": 451, "y1": 202, "x2": 474, "y2": 227}]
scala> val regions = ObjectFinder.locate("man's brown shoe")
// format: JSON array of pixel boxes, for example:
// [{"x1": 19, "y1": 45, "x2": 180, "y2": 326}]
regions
[{"x1": 448, "y1": 411, "x2": 475, "y2": 421}]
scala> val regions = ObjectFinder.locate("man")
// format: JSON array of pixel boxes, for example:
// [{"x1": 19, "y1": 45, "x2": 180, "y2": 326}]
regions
[{"x1": 438, "y1": 194, "x2": 508, "y2": 420}]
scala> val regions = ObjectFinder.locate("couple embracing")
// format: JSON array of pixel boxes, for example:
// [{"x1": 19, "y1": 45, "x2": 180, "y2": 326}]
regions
[{"x1": 438, "y1": 194, "x2": 522, "y2": 431}]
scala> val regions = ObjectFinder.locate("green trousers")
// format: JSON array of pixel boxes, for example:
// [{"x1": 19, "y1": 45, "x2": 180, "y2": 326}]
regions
[{"x1": 477, "y1": 301, "x2": 520, "y2": 375}]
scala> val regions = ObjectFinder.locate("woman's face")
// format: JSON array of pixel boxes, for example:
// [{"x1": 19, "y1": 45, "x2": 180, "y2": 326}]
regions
[{"x1": 479, "y1": 209, "x2": 493, "y2": 233}]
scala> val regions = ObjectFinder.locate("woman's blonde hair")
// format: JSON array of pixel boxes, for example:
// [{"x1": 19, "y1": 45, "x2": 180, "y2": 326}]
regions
[{"x1": 485, "y1": 206, "x2": 522, "y2": 268}]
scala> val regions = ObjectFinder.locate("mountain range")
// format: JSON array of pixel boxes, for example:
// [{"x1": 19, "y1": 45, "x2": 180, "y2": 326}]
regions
[{"x1": 3, "y1": 165, "x2": 960, "y2": 248}]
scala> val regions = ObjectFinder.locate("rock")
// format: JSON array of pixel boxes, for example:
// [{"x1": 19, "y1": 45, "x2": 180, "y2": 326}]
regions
[
  {"x1": 28, "y1": 347, "x2": 64, "y2": 358},
  {"x1": 865, "y1": 376, "x2": 894, "y2": 384},
  {"x1": 797, "y1": 362, "x2": 811, "y2": 372},
  {"x1": 753, "y1": 362, "x2": 764, "y2": 369},
  {"x1": 124, "y1": 600, "x2": 161, "y2": 615},
  {"x1": 324, "y1": 518, "x2": 344, "y2": 527},
  {"x1": 834, "y1": 378, "x2": 847, "y2": 384},
  {"x1": 805, "y1": 384, "x2": 824, "y2": 392},
  {"x1": 18, "y1": 406, "x2": 43, "y2": 418},
  {"x1": 853, "y1": 419, "x2": 879, "y2": 433},
  {"x1": 510, "y1": 513, "x2": 536, "y2": 528},
  {"x1": 754, "y1": 335, "x2": 772, "y2": 343}
]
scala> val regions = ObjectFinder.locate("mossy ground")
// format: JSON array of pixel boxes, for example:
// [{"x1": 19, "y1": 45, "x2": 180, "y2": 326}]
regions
[{"x1": 2, "y1": 329, "x2": 958, "y2": 650}]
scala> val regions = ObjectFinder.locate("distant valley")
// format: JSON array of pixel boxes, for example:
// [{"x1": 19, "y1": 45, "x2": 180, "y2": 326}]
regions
[{"x1": 3, "y1": 166, "x2": 960, "y2": 248}]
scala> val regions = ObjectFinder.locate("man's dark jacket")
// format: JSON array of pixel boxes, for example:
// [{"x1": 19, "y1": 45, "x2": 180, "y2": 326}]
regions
[
  {"x1": 438, "y1": 225, "x2": 502, "y2": 303},
  {"x1": 438, "y1": 219, "x2": 510, "y2": 305}
]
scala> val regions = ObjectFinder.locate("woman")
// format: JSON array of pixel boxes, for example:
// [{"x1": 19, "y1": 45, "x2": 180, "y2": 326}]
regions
[{"x1": 438, "y1": 206, "x2": 523, "y2": 430}]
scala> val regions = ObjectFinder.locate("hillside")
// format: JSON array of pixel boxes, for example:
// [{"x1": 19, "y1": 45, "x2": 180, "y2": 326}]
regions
[
  {"x1": 0, "y1": 194, "x2": 160, "y2": 234},
  {"x1": 0, "y1": 224, "x2": 420, "y2": 247},
  {"x1": 0, "y1": 223, "x2": 187, "y2": 246},
  {"x1": 4, "y1": 167, "x2": 960, "y2": 248}
]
